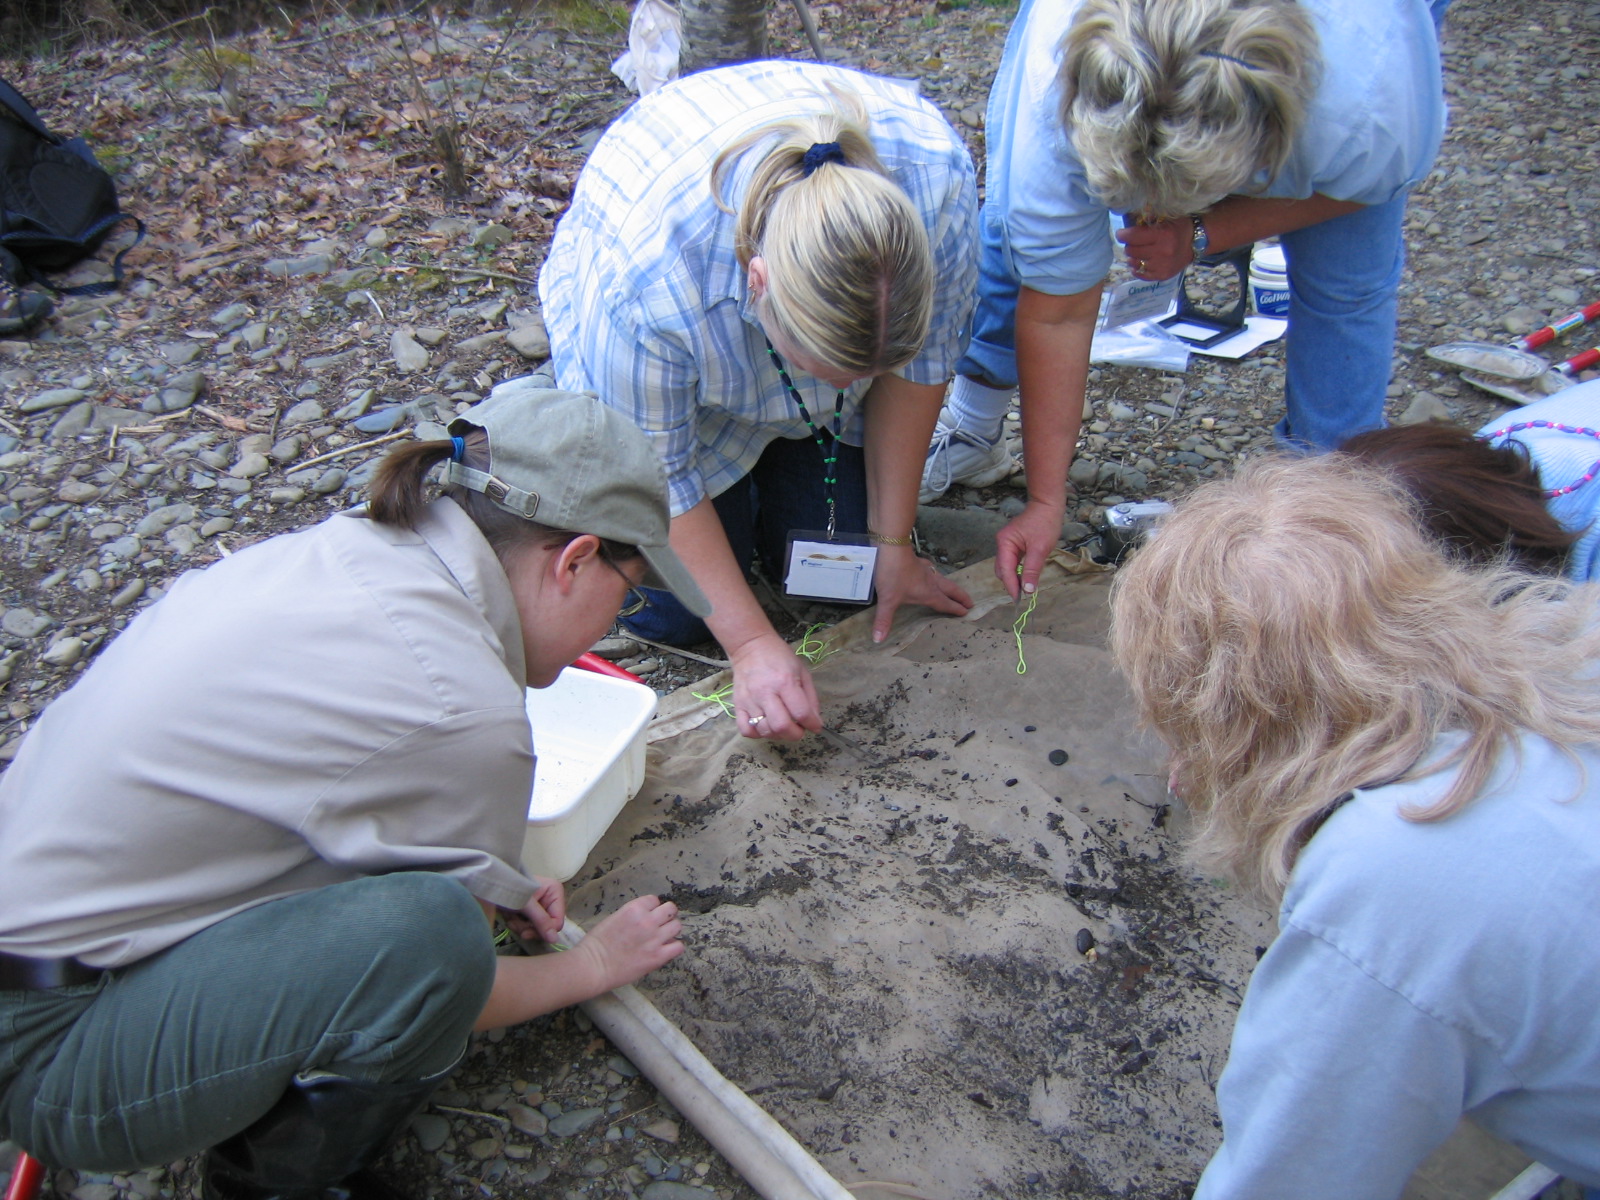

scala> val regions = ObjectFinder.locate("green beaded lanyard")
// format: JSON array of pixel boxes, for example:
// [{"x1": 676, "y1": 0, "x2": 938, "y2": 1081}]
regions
[{"x1": 765, "y1": 337, "x2": 846, "y2": 540}]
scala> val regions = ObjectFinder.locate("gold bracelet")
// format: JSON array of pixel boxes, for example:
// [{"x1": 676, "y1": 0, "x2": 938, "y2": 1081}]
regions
[{"x1": 869, "y1": 530, "x2": 914, "y2": 546}]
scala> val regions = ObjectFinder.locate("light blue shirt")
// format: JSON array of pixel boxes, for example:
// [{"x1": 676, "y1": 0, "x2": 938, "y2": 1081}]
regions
[
  {"x1": 985, "y1": 0, "x2": 1444, "y2": 296},
  {"x1": 1478, "y1": 381, "x2": 1600, "y2": 583},
  {"x1": 1195, "y1": 729, "x2": 1600, "y2": 1198},
  {"x1": 538, "y1": 60, "x2": 978, "y2": 515}
]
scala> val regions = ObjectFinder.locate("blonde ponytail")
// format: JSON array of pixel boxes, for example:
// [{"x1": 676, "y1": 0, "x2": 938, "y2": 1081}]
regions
[{"x1": 711, "y1": 85, "x2": 934, "y2": 377}]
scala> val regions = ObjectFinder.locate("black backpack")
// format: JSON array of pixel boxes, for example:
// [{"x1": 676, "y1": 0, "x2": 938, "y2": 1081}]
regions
[{"x1": 0, "y1": 75, "x2": 143, "y2": 298}]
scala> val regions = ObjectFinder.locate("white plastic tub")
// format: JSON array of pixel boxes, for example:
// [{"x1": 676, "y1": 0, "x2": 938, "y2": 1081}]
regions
[{"x1": 520, "y1": 667, "x2": 658, "y2": 880}]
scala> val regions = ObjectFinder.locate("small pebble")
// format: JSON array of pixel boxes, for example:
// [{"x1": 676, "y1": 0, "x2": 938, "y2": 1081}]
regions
[
  {"x1": 41, "y1": 637, "x2": 85, "y2": 668},
  {"x1": 641, "y1": 1119, "x2": 679, "y2": 1144},
  {"x1": 1048, "y1": 749, "x2": 1069, "y2": 766},
  {"x1": 547, "y1": 1106, "x2": 605, "y2": 1137},
  {"x1": 409, "y1": 1114, "x2": 450, "y2": 1153}
]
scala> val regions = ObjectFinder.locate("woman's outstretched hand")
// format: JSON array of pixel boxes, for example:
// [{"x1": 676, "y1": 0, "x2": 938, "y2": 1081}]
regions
[{"x1": 729, "y1": 631, "x2": 823, "y2": 742}]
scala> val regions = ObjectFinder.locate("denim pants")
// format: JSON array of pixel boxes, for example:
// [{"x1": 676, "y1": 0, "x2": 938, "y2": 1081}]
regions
[
  {"x1": 954, "y1": 204, "x2": 1024, "y2": 393},
  {"x1": 623, "y1": 434, "x2": 869, "y2": 646},
  {"x1": 1276, "y1": 190, "x2": 1410, "y2": 450},
  {"x1": 0, "y1": 873, "x2": 495, "y2": 1172},
  {"x1": 959, "y1": 190, "x2": 1411, "y2": 454}
]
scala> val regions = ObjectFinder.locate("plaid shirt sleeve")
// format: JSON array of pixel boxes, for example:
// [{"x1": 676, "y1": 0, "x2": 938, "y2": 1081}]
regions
[
  {"x1": 896, "y1": 155, "x2": 979, "y2": 386},
  {"x1": 571, "y1": 277, "x2": 710, "y2": 516}
]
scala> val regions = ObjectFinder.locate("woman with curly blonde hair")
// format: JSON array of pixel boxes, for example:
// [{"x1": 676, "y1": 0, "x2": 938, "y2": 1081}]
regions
[
  {"x1": 540, "y1": 60, "x2": 978, "y2": 743},
  {"x1": 922, "y1": 0, "x2": 1446, "y2": 605},
  {"x1": 1110, "y1": 454, "x2": 1600, "y2": 1197}
]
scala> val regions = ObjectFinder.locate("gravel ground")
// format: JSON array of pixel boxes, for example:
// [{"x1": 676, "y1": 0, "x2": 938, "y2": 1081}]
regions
[{"x1": 1, "y1": 0, "x2": 1597, "y2": 1197}]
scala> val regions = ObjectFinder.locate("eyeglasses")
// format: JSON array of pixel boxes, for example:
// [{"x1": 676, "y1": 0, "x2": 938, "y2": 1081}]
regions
[{"x1": 600, "y1": 554, "x2": 649, "y2": 618}]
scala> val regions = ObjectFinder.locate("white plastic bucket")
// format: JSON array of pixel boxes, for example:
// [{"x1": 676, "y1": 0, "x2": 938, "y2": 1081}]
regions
[
  {"x1": 1249, "y1": 242, "x2": 1290, "y2": 318},
  {"x1": 521, "y1": 667, "x2": 658, "y2": 880}
]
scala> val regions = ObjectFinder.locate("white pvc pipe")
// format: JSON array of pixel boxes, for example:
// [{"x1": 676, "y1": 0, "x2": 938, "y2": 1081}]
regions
[
  {"x1": 1486, "y1": 1164, "x2": 1561, "y2": 1200},
  {"x1": 561, "y1": 919, "x2": 855, "y2": 1200},
  {"x1": 580, "y1": 989, "x2": 821, "y2": 1200}
]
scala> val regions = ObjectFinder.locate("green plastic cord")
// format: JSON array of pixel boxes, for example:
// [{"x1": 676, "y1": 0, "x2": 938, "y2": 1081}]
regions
[
  {"x1": 695, "y1": 626, "x2": 835, "y2": 721},
  {"x1": 794, "y1": 622, "x2": 837, "y2": 665},
  {"x1": 692, "y1": 682, "x2": 735, "y2": 717},
  {"x1": 1012, "y1": 588, "x2": 1038, "y2": 675}
]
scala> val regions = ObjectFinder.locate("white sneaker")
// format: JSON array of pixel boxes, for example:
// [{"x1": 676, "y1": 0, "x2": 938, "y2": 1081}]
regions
[{"x1": 920, "y1": 421, "x2": 1017, "y2": 503}]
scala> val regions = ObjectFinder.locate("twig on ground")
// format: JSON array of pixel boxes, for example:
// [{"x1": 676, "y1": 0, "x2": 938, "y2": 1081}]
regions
[
  {"x1": 624, "y1": 634, "x2": 731, "y2": 671},
  {"x1": 276, "y1": 3, "x2": 429, "y2": 49},
  {"x1": 142, "y1": 4, "x2": 226, "y2": 42},
  {"x1": 433, "y1": 1105, "x2": 511, "y2": 1127},
  {"x1": 383, "y1": 261, "x2": 540, "y2": 288},
  {"x1": 295, "y1": 430, "x2": 411, "y2": 471},
  {"x1": 109, "y1": 409, "x2": 199, "y2": 436},
  {"x1": 195, "y1": 405, "x2": 255, "y2": 432}
]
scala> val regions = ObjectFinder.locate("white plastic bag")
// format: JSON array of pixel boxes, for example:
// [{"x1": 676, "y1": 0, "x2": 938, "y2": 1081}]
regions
[
  {"x1": 1090, "y1": 318, "x2": 1191, "y2": 373},
  {"x1": 611, "y1": 0, "x2": 682, "y2": 96}
]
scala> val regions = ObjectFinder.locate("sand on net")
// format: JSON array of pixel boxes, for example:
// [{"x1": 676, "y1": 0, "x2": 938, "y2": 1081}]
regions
[{"x1": 568, "y1": 554, "x2": 1274, "y2": 1200}]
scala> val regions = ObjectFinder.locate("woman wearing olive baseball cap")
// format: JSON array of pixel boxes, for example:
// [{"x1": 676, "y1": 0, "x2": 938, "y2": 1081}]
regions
[{"x1": 0, "y1": 387, "x2": 703, "y2": 1200}]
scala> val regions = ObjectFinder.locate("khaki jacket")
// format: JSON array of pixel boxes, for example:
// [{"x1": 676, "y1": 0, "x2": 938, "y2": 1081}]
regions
[{"x1": 0, "y1": 499, "x2": 537, "y2": 967}]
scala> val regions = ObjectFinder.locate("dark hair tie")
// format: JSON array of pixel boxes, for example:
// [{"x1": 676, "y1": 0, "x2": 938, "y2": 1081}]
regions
[
  {"x1": 450, "y1": 435, "x2": 466, "y2": 461},
  {"x1": 800, "y1": 141, "x2": 846, "y2": 177}
]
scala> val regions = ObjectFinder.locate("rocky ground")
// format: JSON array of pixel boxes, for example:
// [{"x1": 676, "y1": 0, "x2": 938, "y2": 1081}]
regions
[{"x1": 1, "y1": 0, "x2": 1597, "y2": 1197}]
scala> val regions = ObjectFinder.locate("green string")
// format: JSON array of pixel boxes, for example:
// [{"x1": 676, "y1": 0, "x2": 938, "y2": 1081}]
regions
[
  {"x1": 692, "y1": 682, "x2": 735, "y2": 717},
  {"x1": 1012, "y1": 588, "x2": 1038, "y2": 675},
  {"x1": 794, "y1": 622, "x2": 837, "y2": 665},
  {"x1": 694, "y1": 626, "x2": 836, "y2": 721}
]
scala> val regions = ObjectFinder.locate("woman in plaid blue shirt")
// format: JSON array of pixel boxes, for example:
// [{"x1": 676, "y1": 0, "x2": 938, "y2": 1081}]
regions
[{"x1": 540, "y1": 60, "x2": 979, "y2": 742}]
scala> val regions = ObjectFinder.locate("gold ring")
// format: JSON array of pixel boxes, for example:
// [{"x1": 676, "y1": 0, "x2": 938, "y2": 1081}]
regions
[
  {"x1": 1137, "y1": 259, "x2": 1147, "y2": 273},
  {"x1": 748, "y1": 715, "x2": 766, "y2": 725}
]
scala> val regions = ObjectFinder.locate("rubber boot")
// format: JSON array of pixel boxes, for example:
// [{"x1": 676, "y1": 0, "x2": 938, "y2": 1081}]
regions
[{"x1": 200, "y1": 1063, "x2": 453, "y2": 1200}]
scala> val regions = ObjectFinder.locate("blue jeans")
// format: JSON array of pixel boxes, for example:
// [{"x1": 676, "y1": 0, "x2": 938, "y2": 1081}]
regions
[
  {"x1": 955, "y1": 203, "x2": 1024, "y2": 391},
  {"x1": 1277, "y1": 191, "x2": 1409, "y2": 450},
  {"x1": 623, "y1": 435, "x2": 869, "y2": 646},
  {"x1": 960, "y1": 191, "x2": 1410, "y2": 453},
  {"x1": 0, "y1": 873, "x2": 494, "y2": 1171}
]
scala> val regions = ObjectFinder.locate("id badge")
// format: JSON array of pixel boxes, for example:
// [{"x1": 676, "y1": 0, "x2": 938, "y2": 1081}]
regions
[{"x1": 784, "y1": 530, "x2": 877, "y2": 604}]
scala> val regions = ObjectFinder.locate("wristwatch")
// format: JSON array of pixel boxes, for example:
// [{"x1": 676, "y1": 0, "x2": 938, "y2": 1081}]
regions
[{"x1": 1189, "y1": 214, "x2": 1210, "y2": 260}]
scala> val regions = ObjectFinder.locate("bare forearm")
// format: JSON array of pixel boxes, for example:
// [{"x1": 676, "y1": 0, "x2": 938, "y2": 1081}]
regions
[
  {"x1": 670, "y1": 499, "x2": 776, "y2": 656},
  {"x1": 475, "y1": 947, "x2": 606, "y2": 1031},
  {"x1": 1015, "y1": 283, "x2": 1102, "y2": 509},
  {"x1": 862, "y1": 374, "x2": 944, "y2": 539},
  {"x1": 1121, "y1": 194, "x2": 1367, "y2": 281},
  {"x1": 1199, "y1": 193, "x2": 1365, "y2": 255}
]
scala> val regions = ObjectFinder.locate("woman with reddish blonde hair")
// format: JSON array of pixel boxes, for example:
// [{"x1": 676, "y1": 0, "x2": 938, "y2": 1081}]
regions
[{"x1": 1111, "y1": 453, "x2": 1600, "y2": 1197}]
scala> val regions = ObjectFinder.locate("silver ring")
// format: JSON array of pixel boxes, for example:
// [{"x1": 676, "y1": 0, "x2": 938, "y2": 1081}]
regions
[{"x1": 748, "y1": 715, "x2": 766, "y2": 725}]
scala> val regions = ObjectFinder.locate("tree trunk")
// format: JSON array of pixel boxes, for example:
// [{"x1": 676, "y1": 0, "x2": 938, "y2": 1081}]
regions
[{"x1": 678, "y1": 0, "x2": 770, "y2": 74}]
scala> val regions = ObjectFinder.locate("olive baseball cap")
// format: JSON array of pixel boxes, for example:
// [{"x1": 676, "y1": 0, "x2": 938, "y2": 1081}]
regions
[{"x1": 445, "y1": 382, "x2": 712, "y2": 618}]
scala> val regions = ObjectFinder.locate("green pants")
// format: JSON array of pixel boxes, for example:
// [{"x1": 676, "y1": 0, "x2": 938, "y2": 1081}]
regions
[{"x1": 0, "y1": 872, "x2": 495, "y2": 1171}]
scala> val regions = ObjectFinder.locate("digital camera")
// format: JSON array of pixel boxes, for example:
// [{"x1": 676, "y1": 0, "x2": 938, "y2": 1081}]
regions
[{"x1": 1097, "y1": 499, "x2": 1174, "y2": 564}]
